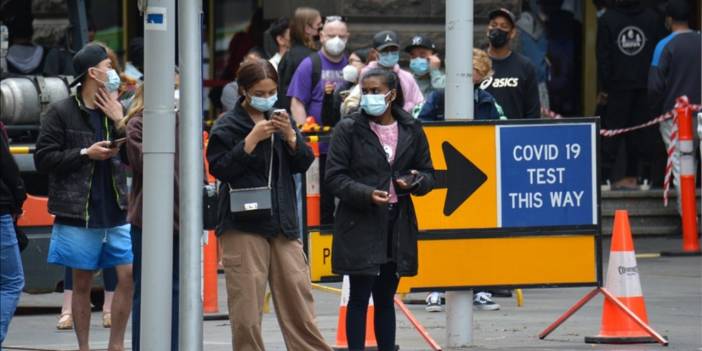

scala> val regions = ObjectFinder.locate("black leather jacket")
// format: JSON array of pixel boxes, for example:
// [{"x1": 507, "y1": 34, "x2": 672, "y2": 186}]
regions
[{"x1": 34, "y1": 94, "x2": 127, "y2": 221}]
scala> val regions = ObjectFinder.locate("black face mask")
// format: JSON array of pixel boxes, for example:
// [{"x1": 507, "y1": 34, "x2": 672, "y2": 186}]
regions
[{"x1": 488, "y1": 28, "x2": 510, "y2": 48}]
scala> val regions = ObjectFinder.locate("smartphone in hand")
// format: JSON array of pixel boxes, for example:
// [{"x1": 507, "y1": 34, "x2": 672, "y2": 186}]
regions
[{"x1": 108, "y1": 137, "x2": 127, "y2": 148}]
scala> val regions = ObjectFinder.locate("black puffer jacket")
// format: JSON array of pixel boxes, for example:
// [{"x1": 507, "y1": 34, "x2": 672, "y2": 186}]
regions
[
  {"x1": 207, "y1": 98, "x2": 314, "y2": 239},
  {"x1": 34, "y1": 95, "x2": 128, "y2": 220},
  {"x1": 0, "y1": 125, "x2": 26, "y2": 215},
  {"x1": 325, "y1": 106, "x2": 434, "y2": 277}
]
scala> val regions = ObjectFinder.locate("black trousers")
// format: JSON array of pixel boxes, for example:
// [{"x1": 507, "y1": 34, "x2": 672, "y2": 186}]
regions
[
  {"x1": 347, "y1": 262, "x2": 399, "y2": 351},
  {"x1": 347, "y1": 205, "x2": 400, "y2": 351},
  {"x1": 601, "y1": 89, "x2": 659, "y2": 181}
]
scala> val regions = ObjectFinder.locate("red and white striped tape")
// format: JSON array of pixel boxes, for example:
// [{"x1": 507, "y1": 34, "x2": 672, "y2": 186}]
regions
[
  {"x1": 541, "y1": 103, "x2": 701, "y2": 138},
  {"x1": 663, "y1": 121, "x2": 679, "y2": 207},
  {"x1": 542, "y1": 97, "x2": 701, "y2": 206}
]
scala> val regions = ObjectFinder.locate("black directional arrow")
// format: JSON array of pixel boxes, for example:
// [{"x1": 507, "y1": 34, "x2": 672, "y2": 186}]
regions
[{"x1": 434, "y1": 141, "x2": 488, "y2": 216}]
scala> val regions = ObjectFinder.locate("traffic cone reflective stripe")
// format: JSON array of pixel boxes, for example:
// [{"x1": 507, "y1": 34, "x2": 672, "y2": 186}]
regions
[
  {"x1": 586, "y1": 210, "x2": 662, "y2": 344},
  {"x1": 334, "y1": 275, "x2": 378, "y2": 350}
]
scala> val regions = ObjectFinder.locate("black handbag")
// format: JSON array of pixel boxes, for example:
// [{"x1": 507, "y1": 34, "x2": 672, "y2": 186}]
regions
[{"x1": 229, "y1": 135, "x2": 274, "y2": 214}]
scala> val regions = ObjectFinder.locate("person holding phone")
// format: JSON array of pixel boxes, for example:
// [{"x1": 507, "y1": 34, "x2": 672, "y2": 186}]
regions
[
  {"x1": 206, "y1": 58, "x2": 332, "y2": 351},
  {"x1": 325, "y1": 68, "x2": 434, "y2": 350}
]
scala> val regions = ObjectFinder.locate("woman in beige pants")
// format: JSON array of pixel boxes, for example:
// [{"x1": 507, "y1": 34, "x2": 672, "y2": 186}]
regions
[{"x1": 206, "y1": 57, "x2": 332, "y2": 351}]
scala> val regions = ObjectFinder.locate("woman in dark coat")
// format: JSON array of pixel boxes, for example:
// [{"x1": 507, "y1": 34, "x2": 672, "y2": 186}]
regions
[{"x1": 325, "y1": 68, "x2": 434, "y2": 350}]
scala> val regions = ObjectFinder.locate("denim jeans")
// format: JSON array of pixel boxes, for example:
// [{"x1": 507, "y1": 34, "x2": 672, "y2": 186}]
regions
[
  {"x1": 0, "y1": 214, "x2": 24, "y2": 345},
  {"x1": 130, "y1": 226, "x2": 179, "y2": 351}
]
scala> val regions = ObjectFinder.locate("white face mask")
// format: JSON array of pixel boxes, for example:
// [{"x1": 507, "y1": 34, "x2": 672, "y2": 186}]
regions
[
  {"x1": 342, "y1": 64, "x2": 359, "y2": 83},
  {"x1": 324, "y1": 36, "x2": 346, "y2": 57}
]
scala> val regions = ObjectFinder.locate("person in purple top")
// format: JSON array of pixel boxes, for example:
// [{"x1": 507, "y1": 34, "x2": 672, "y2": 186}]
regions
[{"x1": 287, "y1": 17, "x2": 349, "y2": 125}]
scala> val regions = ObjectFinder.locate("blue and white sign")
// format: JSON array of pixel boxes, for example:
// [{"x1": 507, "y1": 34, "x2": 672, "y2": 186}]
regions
[
  {"x1": 497, "y1": 124, "x2": 597, "y2": 227},
  {"x1": 145, "y1": 7, "x2": 167, "y2": 31}
]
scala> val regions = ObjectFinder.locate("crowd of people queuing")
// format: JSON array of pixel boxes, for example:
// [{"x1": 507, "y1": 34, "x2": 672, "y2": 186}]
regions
[{"x1": 0, "y1": 0, "x2": 700, "y2": 350}]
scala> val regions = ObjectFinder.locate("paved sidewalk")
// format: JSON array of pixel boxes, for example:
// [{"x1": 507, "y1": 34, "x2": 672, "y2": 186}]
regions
[{"x1": 3, "y1": 238, "x2": 701, "y2": 350}]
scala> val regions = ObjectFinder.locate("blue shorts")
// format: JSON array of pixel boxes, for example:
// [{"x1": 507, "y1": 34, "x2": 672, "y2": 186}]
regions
[{"x1": 47, "y1": 223, "x2": 133, "y2": 270}]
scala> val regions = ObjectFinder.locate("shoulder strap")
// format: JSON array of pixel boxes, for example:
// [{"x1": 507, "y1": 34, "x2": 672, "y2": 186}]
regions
[
  {"x1": 267, "y1": 134, "x2": 275, "y2": 189},
  {"x1": 310, "y1": 52, "x2": 322, "y2": 90}
]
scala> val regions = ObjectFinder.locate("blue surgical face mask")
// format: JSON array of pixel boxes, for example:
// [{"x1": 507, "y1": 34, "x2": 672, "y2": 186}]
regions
[
  {"x1": 378, "y1": 51, "x2": 399, "y2": 68},
  {"x1": 409, "y1": 57, "x2": 430, "y2": 76},
  {"x1": 249, "y1": 94, "x2": 278, "y2": 112},
  {"x1": 361, "y1": 91, "x2": 391, "y2": 116},
  {"x1": 101, "y1": 69, "x2": 121, "y2": 93}
]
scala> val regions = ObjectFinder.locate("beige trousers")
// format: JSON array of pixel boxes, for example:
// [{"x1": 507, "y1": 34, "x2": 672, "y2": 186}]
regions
[{"x1": 220, "y1": 230, "x2": 332, "y2": 351}]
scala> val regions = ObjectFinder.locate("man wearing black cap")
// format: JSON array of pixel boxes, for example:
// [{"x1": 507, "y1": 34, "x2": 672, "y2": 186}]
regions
[
  {"x1": 481, "y1": 8, "x2": 540, "y2": 120},
  {"x1": 649, "y1": 0, "x2": 701, "y2": 215},
  {"x1": 405, "y1": 35, "x2": 446, "y2": 98},
  {"x1": 34, "y1": 43, "x2": 132, "y2": 351}
]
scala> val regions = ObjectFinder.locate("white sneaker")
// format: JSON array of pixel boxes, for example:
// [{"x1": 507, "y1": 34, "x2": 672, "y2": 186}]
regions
[
  {"x1": 425, "y1": 292, "x2": 443, "y2": 312},
  {"x1": 473, "y1": 291, "x2": 500, "y2": 311}
]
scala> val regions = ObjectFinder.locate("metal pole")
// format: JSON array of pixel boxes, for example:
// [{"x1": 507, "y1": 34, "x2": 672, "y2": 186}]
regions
[
  {"x1": 445, "y1": 0, "x2": 474, "y2": 120},
  {"x1": 445, "y1": 0, "x2": 474, "y2": 347},
  {"x1": 178, "y1": 0, "x2": 204, "y2": 348},
  {"x1": 142, "y1": 1, "x2": 176, "y2": 350}
]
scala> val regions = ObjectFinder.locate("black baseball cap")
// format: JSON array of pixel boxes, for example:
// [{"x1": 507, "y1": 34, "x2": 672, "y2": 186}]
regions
[
  {"x1": 70, "y1": 43, "x2": 109, "y2": 87},
  {"x1": 373, "y1": 30, "x2": 400, "y2": 51},
  {"x1": 666, "y1": 0, "x2": 689, "y2": 21},
  {"x1": 404, "y1": 35, "x2": 437, "y2": 53},
  {"x1": 488, "y1": 8, "x2": 516, "y2": 27}
]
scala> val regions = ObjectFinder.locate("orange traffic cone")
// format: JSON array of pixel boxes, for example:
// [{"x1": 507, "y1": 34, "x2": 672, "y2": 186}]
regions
[
  {"x1": 333, "y1": 275, "x2": 378, "y2": 351},
  {"x1": 585, "y1": 210, "x2": 662, "y2": 344}
]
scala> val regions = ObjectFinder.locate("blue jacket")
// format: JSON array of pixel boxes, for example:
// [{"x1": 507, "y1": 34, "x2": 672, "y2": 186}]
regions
[{"x1": 418, "y1": 88, "x2": 502, "y2": 121}]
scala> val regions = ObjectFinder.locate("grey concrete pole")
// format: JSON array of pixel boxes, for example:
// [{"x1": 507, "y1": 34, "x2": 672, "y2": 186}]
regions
[
  {"x1": 141, "y1": 1, "x2": 176, "y2": 350},
  {"x1": 445, "y1": 0, "x2": 474, "y2": 347},
  {"x1": 177, "y1": 0, "x2": 204, "y2": 349},
  {"x1": 445, "y1": 0, "x2": 474, "y2": 120}
]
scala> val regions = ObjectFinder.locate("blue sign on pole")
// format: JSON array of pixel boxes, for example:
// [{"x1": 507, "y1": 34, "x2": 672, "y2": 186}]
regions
[{"x1": 498, "y1": 124, "x2": 596, "y2": 227}]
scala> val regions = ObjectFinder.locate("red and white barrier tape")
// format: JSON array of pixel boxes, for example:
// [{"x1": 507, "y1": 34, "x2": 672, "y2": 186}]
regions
[
  {"x1": 542, "y1": 98, "x2": 701, "y2": 206},
  {"x1": 663, "y1": 123, "x2": 678, "y2": 207},
  {"x1": 541, "y1": 104, "x2": 701, "y2": 137}
]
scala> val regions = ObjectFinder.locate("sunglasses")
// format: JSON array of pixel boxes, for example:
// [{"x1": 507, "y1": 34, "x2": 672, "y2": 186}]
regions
[{"x1": 324, "y1": 15, "x2": 346, "y2": 24}]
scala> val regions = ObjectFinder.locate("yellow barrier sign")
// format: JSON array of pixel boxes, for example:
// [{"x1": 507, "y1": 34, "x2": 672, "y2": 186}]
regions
[
  {"x1": 308, "y1": 231, "x2": 334, "y2": 282},
  {"x1": 308, "y1": 119, "x2": 602, "y2": 292}
]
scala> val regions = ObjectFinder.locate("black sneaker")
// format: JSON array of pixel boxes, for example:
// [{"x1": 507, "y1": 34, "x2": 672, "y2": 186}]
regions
[{"x1": 473, "y1": 291, "x2": 500, "y2": 311}]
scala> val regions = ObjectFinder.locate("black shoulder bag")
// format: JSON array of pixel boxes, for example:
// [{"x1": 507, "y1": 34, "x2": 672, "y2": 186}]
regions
[{"x1": 229, "y1": 134, "x2": 274, "y2": 214}]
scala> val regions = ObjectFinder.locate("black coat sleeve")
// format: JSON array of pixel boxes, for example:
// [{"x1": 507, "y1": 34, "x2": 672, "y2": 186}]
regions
[
  {"x1": 324, "y1": 121, "x2": 376, "y2": 209},
  {"x1": 285, "y1": 119, "x2": 315, "y2": 174},
  {"x1": 206, "y1": 122, "x2": 258, "y2": 184},
  {"x1": 34, "y1": 105, "x2": 88, "y2": 174},
  {"x1": 410, "y1": 124, "x2": 435, "y2": 196},
  {"x1": 0, "y1": 132, "x2": 27, "y2": 212},
  {"x1": 648, "y1": 43, "x2": 669, "y2": 117}
]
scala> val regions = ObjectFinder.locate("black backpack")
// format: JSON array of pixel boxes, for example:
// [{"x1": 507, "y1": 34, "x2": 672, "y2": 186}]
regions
[{"x1": 276, "y1": 47, "x2": 321, "y2": 111}]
